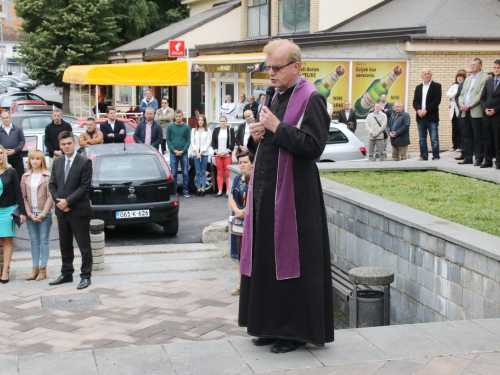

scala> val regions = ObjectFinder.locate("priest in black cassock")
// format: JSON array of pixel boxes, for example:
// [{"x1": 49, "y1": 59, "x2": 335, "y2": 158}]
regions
[{"x1": 239, "y1": 39, "x2": 334, "y2": 354}]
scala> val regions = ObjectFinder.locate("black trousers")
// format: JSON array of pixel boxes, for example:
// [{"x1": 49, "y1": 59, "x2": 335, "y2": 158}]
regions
[
  {"x1": 58, "y1": 215, "x2": 92, "y2": 279},
  {"x1": 9, "y1": 157, "x2": 25, "y2": 182},
  {"x1": 462, "y1": 112, "x2": 484, "y2": 162},
  {"x1": 451, "y1": 114, "x2": 461, "y2": 150},
  {"x1": 483, "y1": 114, "x2": 500, "y2": 164}
]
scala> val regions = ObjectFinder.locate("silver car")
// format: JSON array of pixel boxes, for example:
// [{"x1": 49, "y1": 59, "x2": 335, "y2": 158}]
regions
[
  {"x1": 22, "y1": 128, "x2": 84, "y2": 170},
  {"x1": 319, "y1": 122, "x2": 367, "y2": 162}
]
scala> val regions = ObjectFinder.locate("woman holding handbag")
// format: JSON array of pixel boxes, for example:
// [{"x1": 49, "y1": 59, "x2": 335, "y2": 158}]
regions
[
  {"x1": 191, "y1": 115, "x2": 212, "y2": 197},
  {"x1": 211, "y1": 115, "x2": 235, "y2": 197},
  {"x1": 20, "y1": 150, "x2": 54, "y2": 281},
  {"x1": 228, "y1": 151, "x2": 253, "y2": 295},
  {"x1": 0, "y1": 145, "x2": 26, "y2": 283}
]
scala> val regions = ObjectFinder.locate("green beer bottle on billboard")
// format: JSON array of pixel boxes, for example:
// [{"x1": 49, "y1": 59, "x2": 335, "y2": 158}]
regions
[
  {"x1": 314, "y1": 65, "x2": 345, "y2": 98},
  {"x1": 354, "y1": 65, "x2": 403, "y2": 116}
]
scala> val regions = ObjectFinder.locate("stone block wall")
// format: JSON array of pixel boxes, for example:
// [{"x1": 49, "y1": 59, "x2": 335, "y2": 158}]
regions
[{"x1": 322, "y1": 177, "x2": 500, "y2": 325}]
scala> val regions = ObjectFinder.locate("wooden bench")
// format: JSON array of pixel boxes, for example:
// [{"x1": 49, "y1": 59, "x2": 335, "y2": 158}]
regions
[
  {"x1": 331, "y1": 262, "x2": 377, "y2": 301},
  {"x1": 332, "y1": 263, "x2": 393, "y2": 328}
]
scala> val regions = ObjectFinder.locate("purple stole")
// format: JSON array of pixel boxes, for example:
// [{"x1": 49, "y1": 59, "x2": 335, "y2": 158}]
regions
[{"x1": 240, "y1": 77, "x2": 317, "y2": 280}]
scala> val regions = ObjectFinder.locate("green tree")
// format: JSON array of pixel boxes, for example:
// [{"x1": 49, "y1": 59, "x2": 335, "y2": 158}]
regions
[
  {"x1": 113, "y1": 0, "x2": 188, "y2": 43},
  {"x1": 15, "y1": 0, "x2": 121, "y2": 112}
]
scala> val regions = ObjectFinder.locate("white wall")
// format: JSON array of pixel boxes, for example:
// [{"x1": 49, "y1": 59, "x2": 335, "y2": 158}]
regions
[
  {"x1": 155, "y1": 7, "x2": 242, "y2": 50},
  {"x1": 182, "y1": 0, "x2": 221, "y2": 17},
  {"x1": 318, "y1": 0, "x2": 384, "y2": 31}
]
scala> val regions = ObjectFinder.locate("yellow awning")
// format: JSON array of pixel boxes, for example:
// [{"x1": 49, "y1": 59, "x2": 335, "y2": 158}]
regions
[
  {"x1": 62, "y1": 61, "x2": 188, "y2": 86},
  {"x1": 193, "y1": 52, "x2": 265, "y2": 73}
]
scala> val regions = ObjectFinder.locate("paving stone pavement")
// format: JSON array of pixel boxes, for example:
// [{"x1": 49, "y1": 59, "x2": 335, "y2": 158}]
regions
[{"x1": 0, "y1": 233, "x2": 499, "y2": 373}]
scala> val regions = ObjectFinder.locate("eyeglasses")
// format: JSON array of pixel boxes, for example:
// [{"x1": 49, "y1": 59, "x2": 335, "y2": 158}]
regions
[{"x1": 262, "y1": 61, "x2": 297, "y2": 72}]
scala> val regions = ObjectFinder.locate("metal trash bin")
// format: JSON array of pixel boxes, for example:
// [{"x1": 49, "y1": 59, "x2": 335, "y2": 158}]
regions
[
  {"x1": 350, "y1": 290, "x2": 385, "y2": 328},
  {"x1": 348, "y1": 267, "x2": 394, "y2": 328}
]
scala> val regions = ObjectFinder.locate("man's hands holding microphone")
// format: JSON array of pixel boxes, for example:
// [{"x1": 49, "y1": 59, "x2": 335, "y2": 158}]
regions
[{"x1": 250, "y1": 106, "x2": 280, "y2": 142}]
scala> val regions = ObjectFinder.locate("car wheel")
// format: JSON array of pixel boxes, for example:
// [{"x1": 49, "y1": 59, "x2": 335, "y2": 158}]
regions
[
  {"x1": 188, "y1": 165, "x2": 216, "y2": 194},
  {"x1": 163, "y1": 216, "x2": 179, "y2": 236}
]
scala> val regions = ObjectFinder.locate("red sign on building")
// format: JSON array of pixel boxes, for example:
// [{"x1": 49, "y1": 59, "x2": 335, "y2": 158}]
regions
[{"x1": 169, "y1": 41, "x2": 186, "y2": 57}]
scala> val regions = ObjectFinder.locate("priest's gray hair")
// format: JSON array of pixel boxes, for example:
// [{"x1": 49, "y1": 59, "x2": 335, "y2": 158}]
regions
[{"x1": 263, "y1": 39, "x2": 302, "y2": 64}]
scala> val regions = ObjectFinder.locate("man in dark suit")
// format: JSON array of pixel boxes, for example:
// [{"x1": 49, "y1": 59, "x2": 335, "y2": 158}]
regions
[
  {"x1": 480, "y1": 59, "x2": 500, "y2": 169},
  {"x1": 243, "y1": 95, "x2": 259, "y2": 119},
  {"x1": 133, "y1": 107, "x2": 163, "y2": 150},
  {"x1": 235, "y1": 109, "x2": 254, "y2": 154},
  {"x1": 338, "y1": 101, "x2": 357, "y2": 132},
  {"x1": 388, "y1": 101, "x2": 411, "y2": 161},
  {"x1": 380, "y1": 94, "x2": 393, "y2": 155},
  {"x1": 458, "y1": 58, "x2": 490, "y2": 166},
  {"x1": 49, "y1": 131, "x2": 93, "y2": 290},
  {"x1": 413, "y1": 68, "x2": 442, "y2": 160},
  {"x1": 101, "y1": 106, "x2": 127, "y2": 143}
]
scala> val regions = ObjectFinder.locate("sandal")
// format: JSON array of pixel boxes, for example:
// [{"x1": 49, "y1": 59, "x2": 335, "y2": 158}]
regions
[{"x1": 231, "y1": 283, "x2": 240, "y2": 296}]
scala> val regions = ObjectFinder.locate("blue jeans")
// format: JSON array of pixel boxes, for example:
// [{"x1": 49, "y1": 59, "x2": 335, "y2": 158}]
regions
[
  {"x1": 417, "y1": 119, "x2": 440, "y2": 160},
  {"x1": 194, "y1": 155, "x2": 208, "y2": 189},
  {"x1": 170, "y1": 152, "x2": 189, "y2": 195},
  {"x1": 26, "y1": 213, "x2": 52, "y2": 267}
]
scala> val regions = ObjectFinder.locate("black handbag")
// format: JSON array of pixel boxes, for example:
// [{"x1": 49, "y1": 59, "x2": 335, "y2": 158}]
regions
[
  {"x1": 374, "y1": 116, "x2": 388, "y2": 139},
  {"x1": 11, "y1": 206, "x2": 22, "y2": 228}
]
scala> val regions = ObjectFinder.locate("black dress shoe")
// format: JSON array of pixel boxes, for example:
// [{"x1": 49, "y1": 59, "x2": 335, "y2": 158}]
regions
[
  {"x1": 77, "y1": 278, "x2": 91, "y2": 290},
  {"x1": 454, "y1": 155, "x2": 465, "y2": 160},
  {"x1": 458, "y1": 160, "x2": 473, "y2": 165},
  {"x1": 480, "y1": 163, "x2": 493, "y2": 168},
  {"x1": 49, "y1": 275, "x2": 73, "y2": 286},
  {"x1": 496, "y1": 164, "x2": 500, "y2": 170},
  {"x1": 252, "y1": 338, "x2": 277, "y2": 347},
  {"x1": 474, "y1": 161, "x2": 482, "y2": 166},
  {"x1": 270, "y1": 340, "x2": 305, "y2": 354}
]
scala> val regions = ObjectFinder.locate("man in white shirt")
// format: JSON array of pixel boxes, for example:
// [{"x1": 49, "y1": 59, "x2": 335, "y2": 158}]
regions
[
  {"x1": 220, "y1": 95, "x2": 236, "y2": 120},
  {"x1": 412, "y1": 68, "x2": 442, "y2": 161}
]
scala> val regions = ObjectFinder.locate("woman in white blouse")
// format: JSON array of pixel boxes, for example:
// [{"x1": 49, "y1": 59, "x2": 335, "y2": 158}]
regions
[
  {"x1": 20, "y1": 150, "x2": 54, "y2": 281},
  {"x1": 211, "y1": 115, "x2": 235, "y2": 197},
  {"x1": 446, "y1": 70, "x2": 466, "y2": 151},
  {"x1": 191, "y1": 115, "x2": 212, "y2": 197}
]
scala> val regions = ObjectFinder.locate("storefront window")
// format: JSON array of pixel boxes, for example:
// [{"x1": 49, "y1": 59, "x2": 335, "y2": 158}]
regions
[
  {"x1": 117, "y1": 86, "x2": 132, "y2": 105},
  {"x1": 248, "y1": 0, "x2": 269, "y2": 37},
  {"x1": 278, "y1": 0, "x2": 310, "y2": 34}
]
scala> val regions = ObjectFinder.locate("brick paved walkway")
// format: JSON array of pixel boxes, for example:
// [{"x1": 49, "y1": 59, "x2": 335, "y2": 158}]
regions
[{"x1": 0, "y1": 278, "x2": 247, "y2": 357}]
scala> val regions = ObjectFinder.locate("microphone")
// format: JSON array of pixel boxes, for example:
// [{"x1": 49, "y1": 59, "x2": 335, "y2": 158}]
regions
[{"x1": 265, "y1": 86, "x2": 275, "y2": 108}]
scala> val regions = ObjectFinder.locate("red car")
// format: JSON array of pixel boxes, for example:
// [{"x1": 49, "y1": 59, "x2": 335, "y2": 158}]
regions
[
  {"x1": 10, "y1": 100, "x2": 48, "y2": 113},
  {"x1": 70, "y1": 117, "x2": 137, "y2": 143}
]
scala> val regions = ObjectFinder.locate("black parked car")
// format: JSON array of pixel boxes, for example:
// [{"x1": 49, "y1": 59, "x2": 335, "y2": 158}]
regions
[{"x1": 83, "y1": 144, "x2": 179, "y2": 235}]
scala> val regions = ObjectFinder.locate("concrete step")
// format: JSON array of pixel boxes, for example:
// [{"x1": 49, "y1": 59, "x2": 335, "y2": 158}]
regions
[{"x1": 7, "y1": 243, "x2": 236, "y2": 292}]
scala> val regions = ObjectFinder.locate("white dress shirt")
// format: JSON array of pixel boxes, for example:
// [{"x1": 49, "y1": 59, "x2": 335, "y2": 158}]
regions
[{"x1": 422, "y1": 81, "x2": 432, "y2": 110}]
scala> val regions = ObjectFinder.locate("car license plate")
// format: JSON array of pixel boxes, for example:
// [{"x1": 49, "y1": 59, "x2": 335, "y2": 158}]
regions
[{"x1": 116, "y1": 210, "x2": 150, "y2": 219}]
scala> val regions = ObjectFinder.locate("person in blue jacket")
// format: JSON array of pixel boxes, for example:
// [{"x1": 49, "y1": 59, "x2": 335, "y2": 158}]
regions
[{"x1": 139, "y1": 89, "x2": 158, "y2": 115}]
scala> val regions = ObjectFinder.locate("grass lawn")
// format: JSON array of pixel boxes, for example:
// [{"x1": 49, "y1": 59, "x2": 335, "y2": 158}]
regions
[{"x1": 322, "y1": 171, "x2": 500, "y2": 238}]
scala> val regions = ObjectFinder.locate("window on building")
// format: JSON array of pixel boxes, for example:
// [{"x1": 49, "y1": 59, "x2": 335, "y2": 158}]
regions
[
  {"x1": 279, "y1": 0, "x2": 310, "y2": 34},
  {"x1": 248, "y1": 0, "x2": 268, "y2": 37}
]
